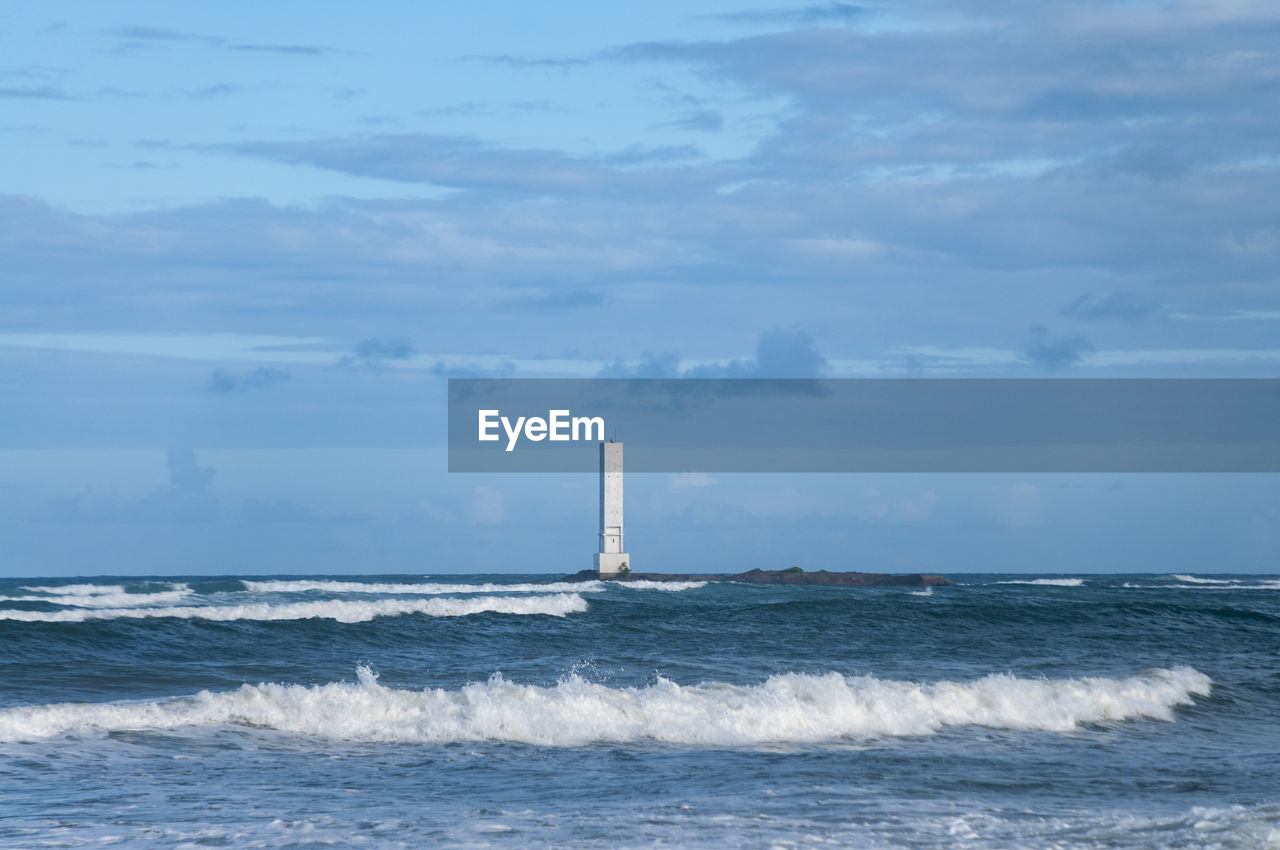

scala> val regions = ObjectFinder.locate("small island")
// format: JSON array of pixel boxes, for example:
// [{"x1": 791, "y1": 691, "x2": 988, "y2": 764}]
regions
[{"x1": 562, "y1": 567, "x2": 954, "y2": 587}]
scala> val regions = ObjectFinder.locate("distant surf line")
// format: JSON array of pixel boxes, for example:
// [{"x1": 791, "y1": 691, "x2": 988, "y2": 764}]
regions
[{"x1": 0, "y1": 593, "x2": 588, "y2": 623}]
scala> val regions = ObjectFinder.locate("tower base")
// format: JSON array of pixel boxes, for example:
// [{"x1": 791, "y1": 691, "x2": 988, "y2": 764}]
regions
[{"x1": 595, "y1": 553, "x2": 630, "y2": 577}]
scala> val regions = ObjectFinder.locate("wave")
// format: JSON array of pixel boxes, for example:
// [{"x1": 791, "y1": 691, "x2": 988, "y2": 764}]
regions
[
  {"x1": 243, "y1": 579, "x2": 707, "y2": 595},
  {"x1": 20, "y1": 583, "x2": 127, "y2": 595},
  {"x1": 242, "y1": 579, "x2": 605, "y2": 595},
  {"x1": 616, "y1": 580, "x2": 707, "y2": 591},
  {"x1": 1166, "y1": 575, "x2": 1280, "y2": 588},
  {"x1": 0, "y1": 666, "x2": 1210, "y2": 746},
  {"x1": 909, "y1": 586, "x2": 934, "y2": 597},
  {"x1": 0, "y1": 587, "x2": 193, "y2": 609},
  {"x1": 1174, "y1": 583, "x2": 1280, "y2": 590},
  {"x1": 0, "y1": 593, "x2": 588, "y2": 624},
  {"x1": 1124, "y1": 581, "x2": 1280, "y2": 591},
  {"x1": 996, "y1": 578, "x2": 1085, "y2": 587}
]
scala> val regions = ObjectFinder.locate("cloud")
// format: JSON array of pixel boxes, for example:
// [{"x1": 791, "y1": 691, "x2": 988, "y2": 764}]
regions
[
  {"x1": 504, "y1": 289, "x2": 605, "y2": 312},
  {"x1": 429, "y1": 359, "x2": 517, "y2": 378},
  {"x1": 229, "y1": 43, "x2": 342, "y2": 56},
  {"x1": 669, "y1": 472, "x2": 717, "y2": 490},
  {"x1": 214, "y1": 134, "x2": 723, "y2": 198},
  {"x1": 462, "y1": 54, "x2": 590, "y2": 71},
  {"x1": 1061, "y1": 291, "x2": 1159, "y2": 323},
  {"x1": 341, "y1": 337, "x2": 414, "y2": 366},
  {"x1": 94, "y1": 86, "x2": 145, "y2": 99},
  {"x1": 51, "y1": 448, "x2": 217, "y2": 523},
  {"x1": 1023, "y1": 326, "x2": 1093, "y2": 371},
  {"x1": 417, "y1": 101, "x2": 486, "y2": 117},
  {"x1": 6, "y1": 0, "x2": 1280, "y2": 367},
  {"x1": 1081, "y1": 145, "x2": 1189, "y2": 181},
  {"x1": 706, "y1": 3, "x2": 867, "y2": 26},
  {"x1": 185, "y1": 83, "x2": 240, "y2": 100},
  {"x1": 0, "y1": 86, "x2": 77, "y2": 100},
  {"x1": 3, "y1": 158, "x2": 1275, "y2": 361},
  {"x1": 611, "y1": 6, "x2": 1280, "y2": 198},
  {"x1": 597, "y1": 352, "x2": 682, "y2": 378},
  {"x1": 659, "y1": 109, "x2": 725, "y2": 132},
  {"x1": 103, "y1": 26, "x2": 342, "y2": 56},
  {"x1": 164, "y1": 448, "x2": 214, "y2": 496},
  {"x1": 686, "y1": 329, "x2": 827, "y2": 378},
  {"x1": 207, "y1": 367, "x2": 290, "y2": 393},
  {"x1": 104, "y1": 26, "x2": 216, "y2": 44},
  {"x1": 857, "y1": 488, "x2": 938, "y2": 522}
]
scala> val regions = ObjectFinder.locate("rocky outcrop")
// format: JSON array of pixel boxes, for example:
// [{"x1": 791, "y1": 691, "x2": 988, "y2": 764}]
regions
[{"x1": 559, "y1": 568, "x2": 953, "y2": 586}]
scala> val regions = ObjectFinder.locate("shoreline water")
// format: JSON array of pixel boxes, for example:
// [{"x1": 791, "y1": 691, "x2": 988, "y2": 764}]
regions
[{"x1": 1, "y1": 572, "x2": 1275, "y2": 849}]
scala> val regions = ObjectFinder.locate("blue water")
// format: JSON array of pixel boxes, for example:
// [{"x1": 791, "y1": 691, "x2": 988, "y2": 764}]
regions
[{"x1": 1, "y1": 573, "x2": 1277, "y2": 848}]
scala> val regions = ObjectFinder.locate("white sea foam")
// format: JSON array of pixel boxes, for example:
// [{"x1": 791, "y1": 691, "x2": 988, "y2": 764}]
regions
[
  {"x1": 243, "y1": 579, "x2": 605, "y2": 595},
  {"x1": 0, "y1": 588, "x2": 193, "y2": 608},
  {"x1": 20, "y1": 583, "x2": 128, "y2": 595},
  {"x1": 909, "y1": 586, "x2": 934, "y2": 597},
  {"x1": 1171, "y1": 574, "x2": 1237, "y2": 585},
  {"x1": 996, "y1": 578, "x2": 1085, "y2": 587},
  {"x1": 0, "y1": 593, "x2": 588, "y2": 623},
  {"x1": 0, "y1": 666, "x2": 1210, "y2": 746},
  {"x1": 1168, "y1": 583, "x2": 1280, "y2": 590},
  {"x1": 615, "y1": 580, "x2": 708, "y2": 591},
  {"x1": 242, "y1": 579, "x2": 707, "y2": 595},
  {"x1": 1125, "y1": 579, "x2": 1280, "y2": 590}
]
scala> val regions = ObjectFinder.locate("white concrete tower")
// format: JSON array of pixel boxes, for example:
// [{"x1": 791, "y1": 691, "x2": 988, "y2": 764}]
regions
[{"x1": 594, "y1": 441, "x2": 629, "y2": 576}]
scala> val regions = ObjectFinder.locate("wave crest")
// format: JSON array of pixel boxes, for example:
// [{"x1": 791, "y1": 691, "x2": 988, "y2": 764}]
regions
[
  {"x1": 0, "y1": 593, "x2": 588, "y2": 623},
  {"x1": 0, "y1": 666, "x2": 1211, "y2": 746},
  {"x1": 19, "y1": 584, "x2": 128, "y2": 595},
  {"x1": 242, "y1": 579, "x2": 605, "y2": 595},
  {"x1": 0, "y1": 588, "x2": 193, "y2": 608},
  {"x1": 616, "y1": 580, "x2": 707, "y2": 591}
]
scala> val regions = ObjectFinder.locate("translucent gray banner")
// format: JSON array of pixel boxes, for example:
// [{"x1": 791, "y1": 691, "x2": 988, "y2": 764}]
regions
[{"x1": 447, "y1": 379, "x2": 1280, "y2": 472}]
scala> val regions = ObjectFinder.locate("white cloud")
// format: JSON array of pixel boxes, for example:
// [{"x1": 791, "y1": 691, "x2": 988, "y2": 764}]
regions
[{"x1": 669, "y1": 472, "x2": 718, "y2": 490}]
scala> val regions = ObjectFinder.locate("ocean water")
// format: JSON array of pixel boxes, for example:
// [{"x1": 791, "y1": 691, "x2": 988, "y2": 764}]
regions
[{"x1": 1, "y1": 573, "x2": 1277, "y2": 848}]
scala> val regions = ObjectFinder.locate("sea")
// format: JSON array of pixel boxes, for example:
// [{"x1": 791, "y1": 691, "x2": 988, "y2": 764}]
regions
[{"x1": 1, "y1": 573, "x2": 1277, "y2": 849}]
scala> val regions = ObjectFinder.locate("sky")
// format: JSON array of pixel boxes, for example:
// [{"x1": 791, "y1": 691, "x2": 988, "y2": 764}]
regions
[{"x1": 2, "y1": 0, "x2": 1278, "y2": 576}]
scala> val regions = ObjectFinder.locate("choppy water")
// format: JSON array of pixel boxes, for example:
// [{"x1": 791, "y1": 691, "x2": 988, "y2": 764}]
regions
[{"x1": 1, "y1": 573, "x2": 1277, "y2": 848}]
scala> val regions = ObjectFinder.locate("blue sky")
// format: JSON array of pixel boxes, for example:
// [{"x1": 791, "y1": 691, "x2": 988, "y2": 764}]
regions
[{"x1": 3, "y1": 0, "x2": 1278, "y2": 575}]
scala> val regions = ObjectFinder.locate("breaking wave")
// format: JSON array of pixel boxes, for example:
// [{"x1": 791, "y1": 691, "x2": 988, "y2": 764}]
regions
[
  {"x1": 996, "y1": 578, "x2": 1085, "y2": 587},
  {"x1": 0, "y1": 593, "x2": 588, "y2": 624},
  {"x1": 20, "y1": 583, "x2": 130, "y2": 595},
  {"x1": 0, "y1": 666, "x2": 1211, "y2": 746},
  {"x1": 1165, "y1": 575, "x2": 1280, "y2": 588},
  {"x1": 0, "y1": 587, "x2": 193, "y2": 608},
  {"x1": 1125, "y1": 579, "x2": 1280, "y2": 590},
  {"x1": 616, "y1": 580, "x2": 707, "y2": 591},
  {"x1": 242, "y1": 579, "x2": 604, "y2": 595},
  {"x1": 1171, "y1": 583, "x2": 1280, "y2": 590}
]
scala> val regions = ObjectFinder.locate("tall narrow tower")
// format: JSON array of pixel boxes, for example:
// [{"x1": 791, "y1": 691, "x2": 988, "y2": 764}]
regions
[{"x1": 594, "y1": 441, "x2": 629, "y2": 576}]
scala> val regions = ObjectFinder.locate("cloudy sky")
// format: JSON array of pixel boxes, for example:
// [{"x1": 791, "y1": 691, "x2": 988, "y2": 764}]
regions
[{"x1": 3, "y1": 0, "x2": 1278, "y2": 576}]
